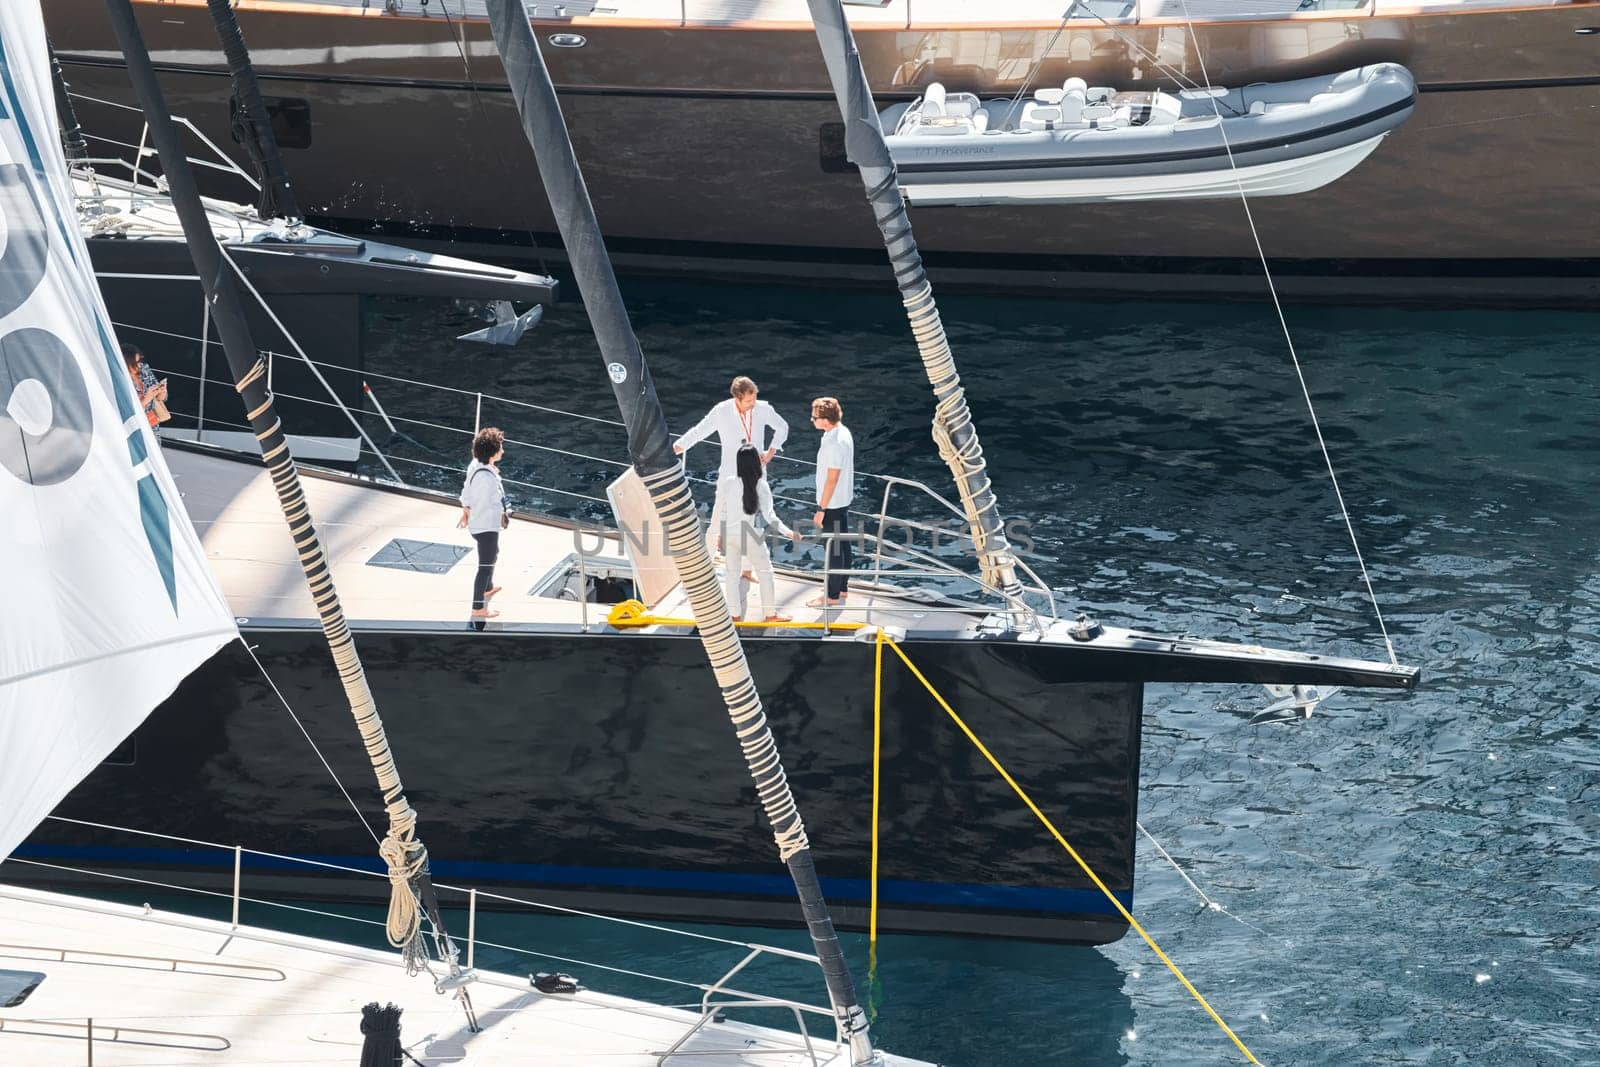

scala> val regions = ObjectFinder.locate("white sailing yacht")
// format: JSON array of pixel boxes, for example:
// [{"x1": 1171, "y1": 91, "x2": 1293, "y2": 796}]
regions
[{"x1": 0, "y1": 3, "x2": 931, "y2": 1062}]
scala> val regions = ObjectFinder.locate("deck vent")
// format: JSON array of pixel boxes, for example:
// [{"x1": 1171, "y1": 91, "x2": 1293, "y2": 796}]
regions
[
  {"x1": 0, "y1": 970, "x2": 45, "y2": 1008},
  {"x1": 367, "y1": 539, "x2": 471, "y2": 575}
]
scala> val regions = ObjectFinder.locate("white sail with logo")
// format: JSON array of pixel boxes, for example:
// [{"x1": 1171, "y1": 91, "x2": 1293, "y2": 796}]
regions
[{"x1": 0, "y1": 1, "x2": 237, "y2": 862}]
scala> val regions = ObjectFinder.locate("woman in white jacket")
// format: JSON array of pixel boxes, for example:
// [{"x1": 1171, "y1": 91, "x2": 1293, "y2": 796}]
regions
[{"x1": 722, "y1": 445, "x2": 799, "y2": 623}]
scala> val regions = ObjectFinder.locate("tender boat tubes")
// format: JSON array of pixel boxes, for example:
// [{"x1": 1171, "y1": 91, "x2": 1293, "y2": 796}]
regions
[{"x1": 880, "y1": 63, "x2": 1417, "y2": 206}]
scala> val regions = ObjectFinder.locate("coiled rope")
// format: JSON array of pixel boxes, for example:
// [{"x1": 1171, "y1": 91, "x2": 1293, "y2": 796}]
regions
[
  {"x1": 606, "y1": 599, "x2": 864, "y2": 632},
  {"x1": 232, "y1": 351, "x2": 426, "y2": 963},
  {"x1": 805, "y1": 0, "x2": 1027, "y2": 609}
]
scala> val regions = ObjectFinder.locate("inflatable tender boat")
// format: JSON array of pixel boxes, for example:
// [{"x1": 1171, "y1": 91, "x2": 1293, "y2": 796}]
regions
[{"x1": 880, "y1": 63, "x2": 1417, "y2": 206}]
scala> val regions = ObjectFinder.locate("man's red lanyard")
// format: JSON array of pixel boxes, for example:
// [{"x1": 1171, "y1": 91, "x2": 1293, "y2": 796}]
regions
[{"x1": 738, "y1": 405, "x2": 756, "y2": 446}]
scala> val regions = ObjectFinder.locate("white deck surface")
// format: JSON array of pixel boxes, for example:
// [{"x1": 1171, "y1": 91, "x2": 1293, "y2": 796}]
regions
[
  {"x1": 0, "y1": 885, "x2": 927, "y2": 1065},
  {"x1": 164, "y1": 446, "x2": 982, "y2": 636}
]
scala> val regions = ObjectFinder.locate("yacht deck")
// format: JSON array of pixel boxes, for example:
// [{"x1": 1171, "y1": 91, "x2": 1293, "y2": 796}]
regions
[
  {"x1": 167, "y1": 444, "x2": 987, "y2": 638},
  {"x1": 0, "y1": 885, "x2": 924, "y2": 1066}
]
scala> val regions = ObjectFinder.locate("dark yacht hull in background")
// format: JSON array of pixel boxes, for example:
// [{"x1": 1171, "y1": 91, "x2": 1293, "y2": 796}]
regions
[
  {"x1": 88, "y1": 219, "x2": 556, "y2": 456},
  {"x1": 43, "y1": 0, "x2": 1600, "y2": 306}
]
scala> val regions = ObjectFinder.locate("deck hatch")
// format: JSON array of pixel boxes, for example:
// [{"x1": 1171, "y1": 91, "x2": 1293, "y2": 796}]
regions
[
  {"x1": 366, "y1": 538, "x2": 471, "y2": 575},
  {"x1": 0, "y1": 969, "x2": 44, "y2": 1007}
]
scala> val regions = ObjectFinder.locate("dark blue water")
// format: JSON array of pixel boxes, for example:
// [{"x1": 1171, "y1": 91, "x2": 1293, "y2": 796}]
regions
[{"x1": 160, "y1": 283, "x2": 1600, "y2": 1065}]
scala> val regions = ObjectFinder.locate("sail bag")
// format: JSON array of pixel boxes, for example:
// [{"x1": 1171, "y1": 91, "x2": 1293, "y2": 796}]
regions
[{"x1": 0, "y1": 2, "x2": 237, "y2": 862}]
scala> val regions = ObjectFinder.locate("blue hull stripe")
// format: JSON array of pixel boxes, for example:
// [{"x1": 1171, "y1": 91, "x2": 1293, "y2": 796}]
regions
[{"x1": 12, "y1": 842, "x2": 1134, "y2": 917}]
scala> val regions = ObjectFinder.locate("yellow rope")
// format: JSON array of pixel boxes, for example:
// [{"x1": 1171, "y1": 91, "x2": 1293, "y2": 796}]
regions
[
  {"x1": 869, "y1": 629, "x2": 884, "y2": 979},
  {"x1": 605, "y1": 599, "x2": 865, "y2": 632},
  {"x1": 873, "y1": 629, "x2": 1262, "y2": 1065}
]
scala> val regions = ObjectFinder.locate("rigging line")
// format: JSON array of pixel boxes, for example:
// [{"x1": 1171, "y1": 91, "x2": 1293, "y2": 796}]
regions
[
  {"x1": 1177, "y1": 0, "x2": 1397, "y2": 667},
  {"x1": 1001, "y1": 5, "x2": 1078, "y2": 130},
  {"x1": 1065, "y1": 0, "x2": 1227, "y2": 106},
  {"x1": 456, "y1": 0, "x2": 551, "y2": 278},
  {"x1": 879, "y1": 633, "x2": 1262, "y2": 1065},
  {"x1": 215, "y1": 246, "x2": 405, "y2": 484},
  {"x1": 237, "y1": 636, "x2": 381, "y2": 846},
  {"x1": 1136, "y1": 821, "x2": 1284, "y2": 945}
]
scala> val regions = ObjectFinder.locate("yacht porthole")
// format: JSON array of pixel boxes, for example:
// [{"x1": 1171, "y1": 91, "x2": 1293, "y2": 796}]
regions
[{"x1": 549, "y1": 33, "x2": 586, "y2": 48}]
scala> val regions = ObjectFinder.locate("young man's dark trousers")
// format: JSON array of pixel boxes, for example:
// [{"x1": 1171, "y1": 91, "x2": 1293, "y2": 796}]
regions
[{"x1": 821, "y1": 506, "x2": 851, "y2": 600}]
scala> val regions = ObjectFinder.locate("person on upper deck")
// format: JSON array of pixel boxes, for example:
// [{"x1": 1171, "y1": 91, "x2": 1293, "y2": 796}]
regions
[
  {"x1": 719, "y1": 444, "x2": 800, "y2": 624},
  {"x1": 674, "y1": 376, "x2": 788, "y2": 551},
  {"x1": 808, "y1": 396, "x2": 854, "y2": 609},
  {"x1": 458, "y1": 427, "x2": 508, "y2": 623},
  {"x1": 121, "y1": 342, "x2": 166, "y2": 430}
]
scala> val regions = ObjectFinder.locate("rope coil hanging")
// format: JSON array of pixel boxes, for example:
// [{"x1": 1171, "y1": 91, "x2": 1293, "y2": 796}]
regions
[
  {"x1": 806, "y1": 0, "x2": 1030, "y2": 618},
  {"x1": 232, "y1": 355, "x2": 426, "y2": 956}
]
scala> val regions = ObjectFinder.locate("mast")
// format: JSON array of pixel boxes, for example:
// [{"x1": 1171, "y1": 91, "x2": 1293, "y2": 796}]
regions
[
  {"x1": 482, "y1": 3, "x2": 875, "y2": 1062},
  {"x1": 203, "y1": 0, "x2": 301, "y2": 222},
  {"x1": 46, "y1": 43, "x2": 90, "y2": 165},
  {"x1": 803, "y1": 0, "x2": 1028, "y2": 611},
  {"x1": 98, "y1": 0, "x2": 469, "y2": 1002}
]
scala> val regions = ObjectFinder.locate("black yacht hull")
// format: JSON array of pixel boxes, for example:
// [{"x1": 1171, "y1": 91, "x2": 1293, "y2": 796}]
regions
[{"x1": 26, "y1": 628, "x2": 1145, "y2": 944}]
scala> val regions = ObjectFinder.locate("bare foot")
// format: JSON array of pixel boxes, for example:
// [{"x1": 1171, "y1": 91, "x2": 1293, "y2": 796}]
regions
[
  {"x1": 485, "y1": 586, "x2": 503, "y2": 601},
  {"x1": 730, "y1": 615, "x2": 744, "y2": 623},
  {"x1": 764, "y1": 613, "x2": 792, "y2": 623},
  {"x1": 469, "y1": 608, "x2": 500, "y2": 619},
  {"x1": 806, "y1": 596, "x2": 843, "y2": 609},
  {"x1": 741, "y1": 570, "x2": 755, "y2": 582}
]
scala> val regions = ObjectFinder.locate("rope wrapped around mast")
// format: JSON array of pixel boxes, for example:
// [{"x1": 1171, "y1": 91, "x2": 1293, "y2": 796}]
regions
[
  {"x1": 46, "y1": 44, "x2": 90, "y2": 164},
  {"x1": 204, "y1": 0, "x2": 301, "y2": 222},
  {"x1": 103, "y1": 0, "x2": 436, "y2": 966},
  {"x1": 483, "y1": 3, "x2": 871, "y2": 1060},
  {"x1": 639, "y1": 466, "x2": 809, "y2": 859},
  {"x1": 804, "y1": 0, "x2": 1026, "y2": 610}
]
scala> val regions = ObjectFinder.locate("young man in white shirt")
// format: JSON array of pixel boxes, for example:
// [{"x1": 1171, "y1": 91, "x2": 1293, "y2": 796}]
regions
[
  {"x1": 808, "y1": 396, "x2": 854, "y2": 608},
  {"x1": 673, "y1": 375, "x2": 789, "y2": 551}
]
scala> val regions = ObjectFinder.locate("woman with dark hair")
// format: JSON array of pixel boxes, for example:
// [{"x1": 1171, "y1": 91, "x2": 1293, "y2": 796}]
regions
[
  {"x1": 720, "y1": 443, "x2": 798, "y2": 623},
  {"x1": 458, "y1": 427, "x2": 508, "y2": 621},
  {"x1": 121, "y1": 342, "x2": 166, "y2": 429}
]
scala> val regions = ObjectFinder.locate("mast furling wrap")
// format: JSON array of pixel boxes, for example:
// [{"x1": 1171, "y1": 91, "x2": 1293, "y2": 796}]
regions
[
  {"x1": 100, "y1": 0, "x2": 462, "y2": 986},
  {"x1": 482, "y1": 2, "x2": 876, "y2": 1061},
  {"x1": 204, "y1": 0, "x2": 301, "y2": 222},
  {"x1": 804, "y1": 0, "x2": 1028, "y2": 612}
]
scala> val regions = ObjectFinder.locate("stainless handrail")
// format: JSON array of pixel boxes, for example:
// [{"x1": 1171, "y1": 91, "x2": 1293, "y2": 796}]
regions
[
  {"x1": 153, "y1": 339, "x2": 1055, "y2": 620},
  {"x1": 0, "y1": 1016, "x2": 231, "y2": 1054},
  {"x1": 18, "y1": 815, "x2": 835, "y2": 1023},
  {"x1": 70, "y1": 88, "x2": 263, "y2": 194}
]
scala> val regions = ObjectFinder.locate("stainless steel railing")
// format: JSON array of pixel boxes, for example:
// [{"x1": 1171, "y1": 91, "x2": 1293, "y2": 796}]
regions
[
  {"x1": 139, "y1": 333, "x2": 1061, "y2": 625},
  {"x1": 10, "y1": 815, "x2": 842, "y2": 1051}
]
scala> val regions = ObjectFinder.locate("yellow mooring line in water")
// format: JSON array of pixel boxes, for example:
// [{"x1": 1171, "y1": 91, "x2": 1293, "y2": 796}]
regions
[{"x1": 870, "y1": 629, "x2": 1262, "y2": 1065}]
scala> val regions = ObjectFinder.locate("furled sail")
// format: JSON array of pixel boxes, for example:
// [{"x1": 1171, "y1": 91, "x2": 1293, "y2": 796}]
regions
[{"x1": 0, "y1": 1, "x2": 236, "y2": 862}]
